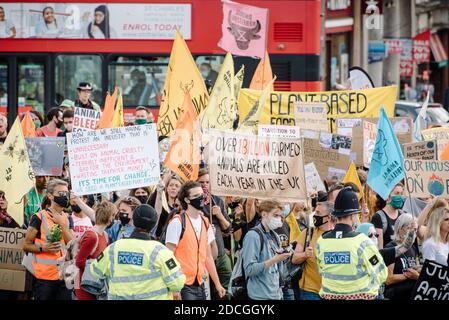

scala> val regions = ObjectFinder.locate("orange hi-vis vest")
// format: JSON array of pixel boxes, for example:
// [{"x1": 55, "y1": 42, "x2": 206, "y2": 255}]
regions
[
  {"x1": 31, "y1": 210, "x2": 68, "y2": 280},
  {"x1": 173, "y1": 212, "x2": 209, "y2": 286}
]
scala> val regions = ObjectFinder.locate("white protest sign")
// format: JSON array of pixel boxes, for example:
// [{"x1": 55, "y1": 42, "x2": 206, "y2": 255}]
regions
[
  {"x1": 258, "y1": 125, "x2": 300, "y2": 139},
  {"x1": 73, "y1": 107, "x2": 101, "y2": 132},
  {"x1": 304, "y1": 163, "x2": 326, "y2": 193},
  {"x1": 209, "y1": 130, "x2": 307, "y2": 202},
  {"x1": 67, "y1": 124, "x2": 160, "y2": 195},
  {"x1": 294, "y1": 102, "x2": 329, "y2": 132},
  {"x1": 362, "y1": 120, "x2": 377, "y2": 168}
]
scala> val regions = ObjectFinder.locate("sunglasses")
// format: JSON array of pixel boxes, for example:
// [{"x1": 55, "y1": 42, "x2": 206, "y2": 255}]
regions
[
  {"x1": 53, "y1": 191, "x2": 70, "y2": 197},
  {"x1": 368, "y1": 233, "x2": 380, "y2": 238}
]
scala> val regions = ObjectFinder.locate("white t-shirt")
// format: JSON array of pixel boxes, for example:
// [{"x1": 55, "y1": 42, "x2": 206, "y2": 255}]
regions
[
  {"x1": 422, "y1": 238, "x2": 449, "y2": 266},
  {"x1": 0, "y1": 20, "x2": 14, "y2": 38},
  {"x1": 72, "y1": 214, "x2": 94, "y2": 239},
  {"x1": 166, "y1": 213, "x2": 215, "y2": 246}
]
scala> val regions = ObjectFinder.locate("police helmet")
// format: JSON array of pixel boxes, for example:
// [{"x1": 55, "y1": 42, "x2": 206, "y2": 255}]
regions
[
  {"x1": 133, "y1": 204, "x2": 158, "y2": 231},
  {"x1": 332, "y1": 187, "x2": 361, "y2": 218}
]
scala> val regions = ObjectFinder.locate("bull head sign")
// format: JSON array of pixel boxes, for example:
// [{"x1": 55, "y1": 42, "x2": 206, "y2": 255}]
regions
[{"x1": 227, "y1": 10, "x2": 261, "y2": 50}]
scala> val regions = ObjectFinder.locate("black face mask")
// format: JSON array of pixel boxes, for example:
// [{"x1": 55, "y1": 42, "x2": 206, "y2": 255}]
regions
[
  {"x1": 119, "y1": 211, "x2": 130, "y2": 226},
  {"x1": 71, "y1": 204, "x2": 82, "y2": 213},
  {"x1": 85, "y1": 195, "x2": 95, "y2": 208},
  {"x1": 189, "y1": 196, "x2": 204, "y2": 211},
  {"x1": 313, "y1": 215, "x2": 328, "y2": 228},
  {"x1": 53, "y1": 195, "x2": 70, "y2": 208},
  {"x1": 136, "y1": 195, "x2": 148, "y2": 205}
]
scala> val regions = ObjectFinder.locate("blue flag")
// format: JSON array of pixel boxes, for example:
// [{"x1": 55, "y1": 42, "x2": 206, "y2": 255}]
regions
[{"x1": 367, "y1": 107, "x2": 405, "y2": 200}]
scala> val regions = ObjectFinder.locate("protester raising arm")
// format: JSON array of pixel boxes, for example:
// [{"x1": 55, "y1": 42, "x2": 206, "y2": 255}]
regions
[{"x1": 72, "y1": 194, "x2": 96, "y2": 223}]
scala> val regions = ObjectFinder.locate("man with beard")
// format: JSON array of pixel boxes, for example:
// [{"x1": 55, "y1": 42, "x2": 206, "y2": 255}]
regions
[{"x1": 36, "y1": 107, "x2": 63, "y2": 137}]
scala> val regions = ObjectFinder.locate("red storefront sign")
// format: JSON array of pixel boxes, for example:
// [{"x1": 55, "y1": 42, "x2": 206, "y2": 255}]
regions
[
  {"x1": 385, "y1": 39, "x2": 404, "y2": 55},
  {"x1": 413, "y1": 30, "x2": 431, "y2": 63}
]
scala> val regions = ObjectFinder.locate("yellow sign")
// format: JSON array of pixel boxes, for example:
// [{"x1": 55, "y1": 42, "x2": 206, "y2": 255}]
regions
[{"x1": 237, "y1": 86, "x2": 398, "y2": 132}]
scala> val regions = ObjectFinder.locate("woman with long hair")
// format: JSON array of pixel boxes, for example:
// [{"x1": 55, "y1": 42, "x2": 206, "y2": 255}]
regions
[
  {"x1": 417, "y1": 196, "x2": 448, "y2": 242},
  {"x1": 422, "y1": 207, "x2": 449, "y2": 266},
  {"x1": 149, "y1": 172, "x2": 182, "y2": 238}
]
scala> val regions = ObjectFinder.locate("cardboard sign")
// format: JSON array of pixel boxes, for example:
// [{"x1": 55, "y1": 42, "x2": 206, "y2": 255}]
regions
[
  {"x1": 73, "y1": 107, "x2": 101, "y2": 132},
  {"x1": 25, "y1": 137, "x2": 65, "y2": 176},
  {"x1": 67, "y1": 124, "x2": 161, "y2": 195},
  {"x1": 0, "y1": 228, "x2": 27, "y2": 272},
  {"x1": 294, "y1": 102, "x2": 329, "y2": 132},
  {"x1": 341, "y1": 117, "x2": 413, "y2": 166},
  {"x1": 421, "y1": 127, "x2": 449, "y2": 159},
  {"x1": 0, "y1": 269, "x2": 30, "y2": 292},
  {"x1": 304, "y1": 163, "x2": 326, "y2": 194},
  {"x1": 363, "y1": 120, "x2": 377, "y2": 168},
  {"x1": 403, "y1": 140, "x2": 437, "y2": 160},
  {"x1": 303, "y1": 138, "x2": 351, "y2": 181},
  {"x1": 209, "y1": 130, "x2": 307, "y2": 202},
  {"x1": 412, "y1": 260, "x2": 449, "y2": 300},
  {"x1": 319, "y1": 132, "x2": 352, "y2": 153},
  {"x1": 258, "y1": 125, "x2": 300, "y2": 139},
  {"x1": 405, "y1": 159, "x2": 449, "y2": 197}
]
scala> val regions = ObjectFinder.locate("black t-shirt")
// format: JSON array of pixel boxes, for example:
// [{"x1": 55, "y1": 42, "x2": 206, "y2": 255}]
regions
[
  {"x1": 274, "y1": 221, "x2": 290, "y2": 248},
  {"x1": 384, "y1": 240, "x2": 418, "y2": 300},
  {"x1": 371, "y1": 210, "x2": 402, "y2": 246},
  {"x1": 29, "y1": 212, "x2": 74, "y2": 239}
]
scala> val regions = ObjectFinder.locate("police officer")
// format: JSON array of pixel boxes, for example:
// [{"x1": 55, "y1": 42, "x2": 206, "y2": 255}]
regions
[
  {"x1": 74, "y1": 82, "x2": 100, "y2": 111},
  {"x1": 315, "y1": 187, "x2": 388, "y2": 300},
  {"x1": 89, "y1": 204, "x2": 186, "y2": 300}
]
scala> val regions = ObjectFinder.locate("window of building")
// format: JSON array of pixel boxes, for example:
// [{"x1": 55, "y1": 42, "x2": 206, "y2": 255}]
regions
[
  {"x1": 0, "y1": 61, "x2": 7, "y2": 115},
  {"x1": 55, "y1": 54, "x2": 102, "y2": 106},
  {"x1": 18, "y1": 59, "x2": 45, "y2": 114}
]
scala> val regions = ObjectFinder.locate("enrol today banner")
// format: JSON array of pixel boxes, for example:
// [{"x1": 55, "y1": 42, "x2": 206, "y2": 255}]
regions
[
  {"x1": 67, "y1": 124, "x2": 160, "y2": 196},
  {"x1": 237, "y1": 86, "x2": 398, "y2": 132},
  {"x1": 405, "y1": 159, "x2": 449, "y2": 197},
  {"x1": 209, "y1": 130, "x2": 307, "y2": 202},
  {"x1": 73, "y1": 107, "x2": 101, "y2": 132},
  {"x1": 0, "y1": 3, "x2": 191, "y2": 39}
]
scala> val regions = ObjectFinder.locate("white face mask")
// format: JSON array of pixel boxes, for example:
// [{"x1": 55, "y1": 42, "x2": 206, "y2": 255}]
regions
[{"x1": 267, "y1": 216, "x2": 283, "y2": 230}]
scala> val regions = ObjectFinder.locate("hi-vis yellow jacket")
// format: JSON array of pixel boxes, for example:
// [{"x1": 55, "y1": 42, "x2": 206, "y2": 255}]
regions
[
  {"x1": 316, "y1": 224, "x2": 388, "y2": 300},
  {"x1": 90, "y1": 235, "x2": 185, "y2": 300}
]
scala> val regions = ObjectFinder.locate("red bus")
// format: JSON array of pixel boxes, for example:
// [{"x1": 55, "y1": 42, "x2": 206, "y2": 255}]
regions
[{"x1": 0, "y1": 0, "x2": 321, "y2": 125}]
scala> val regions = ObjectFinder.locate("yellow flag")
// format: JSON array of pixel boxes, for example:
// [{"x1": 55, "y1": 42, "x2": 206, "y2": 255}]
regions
[
  {"x1": 112, "y1": 89, "x2": 125, "y2": 128},
  {"x1": 157, "y1": 30, "x2": 209, "y2": 137},
  {"x1": 0, "y1": 117, "x2": 36, "y2": 226},
  {"x1": 285, "y1": 211, "x2": 301, "y2": 243},
  {"x1": 238, "y1": 76, "x2": 276, "y2": 134},
  {"x1": 342, "y1": 162, "x2": 364, "y2": 200},
  {"x1": 249, "y1": 51, "x2": 274, "y2": 91},
  {"x1": 234, "y1": 65, "x2": 245, "y2": 102},
  {"x1": 200, "y1": 53, "x2": 235, "y2": 135}
]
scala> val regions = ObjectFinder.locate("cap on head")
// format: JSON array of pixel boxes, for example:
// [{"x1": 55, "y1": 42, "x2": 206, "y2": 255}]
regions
[
  {"x1": 332, "y1": 187, "x2": 361, "y2": 217},
  {"x1": 133, "y1": 204, "x2": 158, "y2": 231},
  {"x1": 77, "y1": 82, "x2": 93, "y2": 91},
  {"x1": 60, "y1": 99, "x2": 75, "y2": 108}
]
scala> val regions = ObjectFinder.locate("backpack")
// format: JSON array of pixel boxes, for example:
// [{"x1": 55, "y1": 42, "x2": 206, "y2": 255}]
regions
[
  {"x1": 60, "y1": 230, "x2": 104, "y2": 290},
  {"x1": 159, "y1": 210, "x2": 209, "y2": 245},
  {"x1": 376, "y1": 209, "x2": 403, "y2": 236},
  {"x1": 228, "y1": 227, "x2": 267, "y2": 300}
]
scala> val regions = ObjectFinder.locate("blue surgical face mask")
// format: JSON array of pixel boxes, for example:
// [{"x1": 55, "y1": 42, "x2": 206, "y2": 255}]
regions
[
  {"x1": 282, "y1": 204, "x2": 291, "y2": 218},
  {"x1": 201, "y1": 70, "x2": 209, "y2": 78}
]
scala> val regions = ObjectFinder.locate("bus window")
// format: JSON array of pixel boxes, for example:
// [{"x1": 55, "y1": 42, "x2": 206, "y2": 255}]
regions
[
  {"x1": 195, "y1": 55, "x2": 225, "y2": 91},
  {"x1": 0, "y1": 61, "x2": 7, "y2": 116},
  {"x1": 55, "y1": 54, "x2": 102, "y2": 106},
  {"x1": 18, "y1": 60, "x2": 45, "y2": 114},
  {"x1": 109, "y1": 56, "x2": 168, "y2": 108}
]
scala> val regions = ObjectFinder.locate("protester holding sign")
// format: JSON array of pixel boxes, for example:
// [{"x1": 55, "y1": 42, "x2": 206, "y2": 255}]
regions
[{"x1": 422, "y1": 207, "x2": 449, "y2": 266}]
